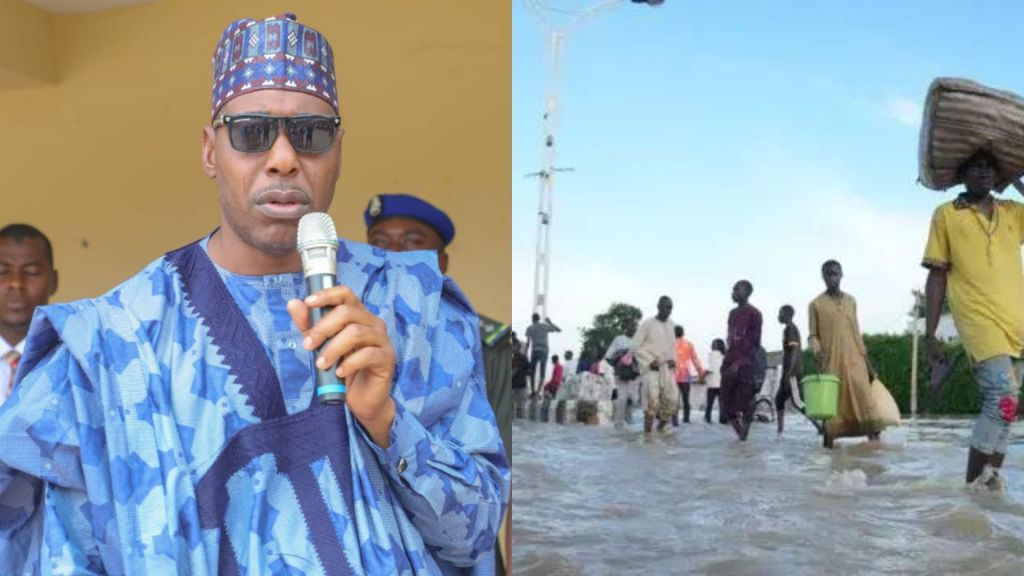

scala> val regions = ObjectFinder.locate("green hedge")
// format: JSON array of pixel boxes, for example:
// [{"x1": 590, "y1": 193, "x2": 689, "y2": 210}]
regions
[{"x1": 799, "y1": 334, "x2": 981, "y2": 416}]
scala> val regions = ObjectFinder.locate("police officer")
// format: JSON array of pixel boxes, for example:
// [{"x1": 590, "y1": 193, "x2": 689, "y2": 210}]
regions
[{"x1": 364, "y1": 193, "x2": 511, "y2": 575}]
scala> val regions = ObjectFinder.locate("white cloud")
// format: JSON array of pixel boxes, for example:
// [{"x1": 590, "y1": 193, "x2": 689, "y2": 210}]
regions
[{"x1": 884, "y1": 96, "x2": 922, "y2": 127}]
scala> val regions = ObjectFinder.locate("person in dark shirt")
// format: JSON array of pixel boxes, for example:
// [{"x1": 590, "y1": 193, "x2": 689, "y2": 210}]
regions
[
  {"x1": 512, "y1": 334, "x2": 529, "y2": 420},
  {"x1": 776, "y1": 305, "x2": 802, "y2": 435},
  {"x1": 721, "y1": 280, "x2": 763, "y2": 441}
]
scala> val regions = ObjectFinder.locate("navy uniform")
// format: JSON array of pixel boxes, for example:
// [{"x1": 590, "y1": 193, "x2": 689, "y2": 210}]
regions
[
  {"x1": 365, "y1": 194, "x2": 511, "y2": 575},
  {"x1": 478, "y1": 315, "x2": 511, "y2": 451}
]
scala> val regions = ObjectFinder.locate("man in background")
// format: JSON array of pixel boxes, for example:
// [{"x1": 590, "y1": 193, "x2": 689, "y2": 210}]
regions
[
  {"x1": 605, "y1": 318, "x2": 641, "y2": 427},
  {"x1": 634, "y1": 296, "x2": 678, "y2": 433},
  {"x1": 544, "y1": 354, "x2": 564, "y2": 398},
  {"x1": 563, "y1": 349, "x2": 578, "y2": 376},
  {"x1": 365, "y1": 192, "x2": 511, "y2": 573},
  {"x1": 722, "y1": 281, "x2": 762, "y2": 441},
  {"x1": 809, "y1": 260, "x2": 880, "y2": 449},
  {"x1": 673, "y1": 325, "x2": 705, "y2": 425},
  {"x1": 512, "y1": 333, "x2": 529, "y2": 420},
  {"x1": 776, "y1": 304, "x2": 806, "y2": 435},
  {"x1": 560, "y1": 349, "x2": 579, "y2": 400},
  {"x1": 525, "y1": 313, "x2": 561, "y2": 397},
  {"x1": 0, "y1": 224, "x2": 58, "y2": 406}
]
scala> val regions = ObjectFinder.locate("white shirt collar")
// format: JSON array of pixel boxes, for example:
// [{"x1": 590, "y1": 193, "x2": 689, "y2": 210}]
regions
[{"x1": 0, "y1": 337, "x2": 25, "y2": 358}]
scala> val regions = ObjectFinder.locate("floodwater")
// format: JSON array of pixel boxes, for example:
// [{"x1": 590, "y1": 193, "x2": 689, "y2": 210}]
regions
[{"x1": 512, "y1": 413, "x2": 1024, "y2": 575}]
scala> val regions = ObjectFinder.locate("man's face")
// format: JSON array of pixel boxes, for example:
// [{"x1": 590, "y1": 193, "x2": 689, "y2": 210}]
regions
[
  {"x1": 964, "y1": 154, "x2": 997, "y2": 195},
  {"x1": 656, "y1": 298, "x2": 673, "y2": 320},
  {"x1": 732, "y1": 283, "x2": 749, "y2": 305},
  {"x1": 0, "y1": 237, "x2": 57, "y2": 335},
  {"x1": 202, "y1": 90, "x2": 342, "y2": 258},
  {"x1": 367, "y1": 217, "x2": 448, "y2": 273},
  {"x1": 823, "y1": 265, "x2": 843, "y2": 292},
  {"x1": 778, "y1": 308, "x2": 789, "y2": 324},
  {"x1": 625, "y1": 320, "x2": 638, "y2": 336}
]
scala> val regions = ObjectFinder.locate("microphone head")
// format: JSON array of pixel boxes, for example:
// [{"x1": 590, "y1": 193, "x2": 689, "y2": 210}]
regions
[
  {"x1": 297, "y1": 212, "x2": 339, "y2": 250},
  {"x1": 297, "y1": 212, "x2": 339, "y2": 278}
]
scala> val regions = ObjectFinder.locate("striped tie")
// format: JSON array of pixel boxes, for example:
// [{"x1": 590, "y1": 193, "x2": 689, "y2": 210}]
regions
[{"x1": 1, "y1": 350, "x2": 20, "y2": 402}]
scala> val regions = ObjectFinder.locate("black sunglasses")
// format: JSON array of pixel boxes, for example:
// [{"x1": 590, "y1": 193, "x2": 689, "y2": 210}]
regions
[{"x1": 212, "y1": 113, "x2": 342, "y2": 154}]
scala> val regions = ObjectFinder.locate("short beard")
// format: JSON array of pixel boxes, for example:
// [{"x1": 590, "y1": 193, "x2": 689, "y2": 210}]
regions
[
  {"x1": 250, "y1": 235, "x2": 297, "y2": 257},
  {"x1": 219, "y1": 196, "x2": 299, "y2": 257}
]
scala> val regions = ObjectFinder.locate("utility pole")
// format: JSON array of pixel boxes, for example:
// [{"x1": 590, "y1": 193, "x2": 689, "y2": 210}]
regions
[{"x1": 525, "y1": 0, "x2": 665, "y2": 317}]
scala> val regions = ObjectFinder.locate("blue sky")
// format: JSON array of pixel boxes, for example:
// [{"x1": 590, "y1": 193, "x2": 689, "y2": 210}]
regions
[{"x1": 513, "y1": 0, "x2": 1024, "y2": 362}]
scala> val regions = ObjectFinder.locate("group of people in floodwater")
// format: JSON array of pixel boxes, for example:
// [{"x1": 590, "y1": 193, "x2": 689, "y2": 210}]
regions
[
  {"x1": 513, "y1": 258, "x2": 877, "y2": 447},
  {"x1": 515, "y1": 150, "x2": 1024, "y2": 493}
]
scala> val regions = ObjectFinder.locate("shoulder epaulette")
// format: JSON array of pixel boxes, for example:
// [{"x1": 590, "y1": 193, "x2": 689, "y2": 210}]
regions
[{"x1": 478, "y1": 315, "x2": 511, "y2": 349}]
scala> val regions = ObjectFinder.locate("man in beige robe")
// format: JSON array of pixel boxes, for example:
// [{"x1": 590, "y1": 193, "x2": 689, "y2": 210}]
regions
[
  {"x1": 808, "y1": 260, "x2": 881, "y2": 448},
  {"x1": 634, "y1": 295, "x2": 678, "y2": 433}
]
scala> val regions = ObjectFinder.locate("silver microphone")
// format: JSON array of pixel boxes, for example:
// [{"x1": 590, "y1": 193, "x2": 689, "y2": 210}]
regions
[{"x1": 297, "y1": 212, "x2": 345, "y2": 404}]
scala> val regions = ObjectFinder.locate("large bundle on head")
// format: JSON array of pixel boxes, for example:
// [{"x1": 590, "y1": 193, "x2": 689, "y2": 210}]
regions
[{"x1": 919, "y1": 78, "x2": 1024, "y2": 191}]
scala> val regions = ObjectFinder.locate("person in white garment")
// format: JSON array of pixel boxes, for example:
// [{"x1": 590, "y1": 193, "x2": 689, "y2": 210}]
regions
[
  {"x1": 560, "y1": 350, "x2": 579, "y2": 400},
  {"x1": 605, "y1": 319, "x2": 640, "y2": 427},
  {"x1": 633, "y1": 296, "x2": 678, "y2": 433},
  {"x1": 704, "y1": 339, "x2": 727, "y2": 424}
]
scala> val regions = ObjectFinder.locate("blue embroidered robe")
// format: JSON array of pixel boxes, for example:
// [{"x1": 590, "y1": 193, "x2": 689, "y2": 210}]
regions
[{"x1": 0, "y1": 239, "x2": 508, "y2": 575}]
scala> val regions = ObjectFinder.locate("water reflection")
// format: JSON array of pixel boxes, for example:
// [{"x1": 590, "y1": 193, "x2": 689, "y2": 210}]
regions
[{"x1": 513, "y1": 416, "x2": 1024, "y2": 575}]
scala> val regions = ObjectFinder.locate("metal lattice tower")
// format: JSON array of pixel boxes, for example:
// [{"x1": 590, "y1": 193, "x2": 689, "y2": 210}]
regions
[{"x1": 524, "y1": 0, "x2": 664, "y2": 317}]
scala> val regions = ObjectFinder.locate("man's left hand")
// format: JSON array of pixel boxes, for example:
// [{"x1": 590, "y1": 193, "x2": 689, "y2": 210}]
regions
[{"x1": 288, "y1": 286, "x2": 397, "y2": 448}]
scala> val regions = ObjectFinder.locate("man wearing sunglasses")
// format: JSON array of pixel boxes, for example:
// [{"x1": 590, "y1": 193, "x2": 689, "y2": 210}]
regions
[{"x1": 0, "y1": 13, "x2": 508, "y2": 576}]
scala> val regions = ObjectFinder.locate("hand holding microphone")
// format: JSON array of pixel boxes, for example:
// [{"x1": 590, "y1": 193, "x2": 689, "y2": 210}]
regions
[
  {"x1": 289, "y1": 212, "x2": 398, "y2": 447},
  {"x1": 296, "y1": 213, "x2": 346, "y2": 404}
]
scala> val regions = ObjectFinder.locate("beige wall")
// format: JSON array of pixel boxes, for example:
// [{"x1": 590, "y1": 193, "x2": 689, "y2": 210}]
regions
[{"x1": 0, "y1": 0, "x2": 510, "y2": 320}]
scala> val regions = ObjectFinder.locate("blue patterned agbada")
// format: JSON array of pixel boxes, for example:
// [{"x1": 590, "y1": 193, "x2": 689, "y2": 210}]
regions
[{"x1": 0, "y1": 237, "x2": 509, "y2": 575}]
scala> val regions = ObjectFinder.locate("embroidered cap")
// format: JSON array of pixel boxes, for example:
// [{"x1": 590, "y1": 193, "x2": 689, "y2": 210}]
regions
[{"x1": 211, "y1": 13, "x2": 338, "y2": 120}]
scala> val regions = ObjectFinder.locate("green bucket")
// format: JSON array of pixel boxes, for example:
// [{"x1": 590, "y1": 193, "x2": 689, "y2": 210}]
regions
[{"x1": 802, "y1": 374, "x2": 839, "y2": 419}]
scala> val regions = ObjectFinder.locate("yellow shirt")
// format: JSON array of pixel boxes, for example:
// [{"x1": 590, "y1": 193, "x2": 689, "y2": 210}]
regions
[{"x1": 922, "y1": 199, "x2": 1024, "y2": 361}]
